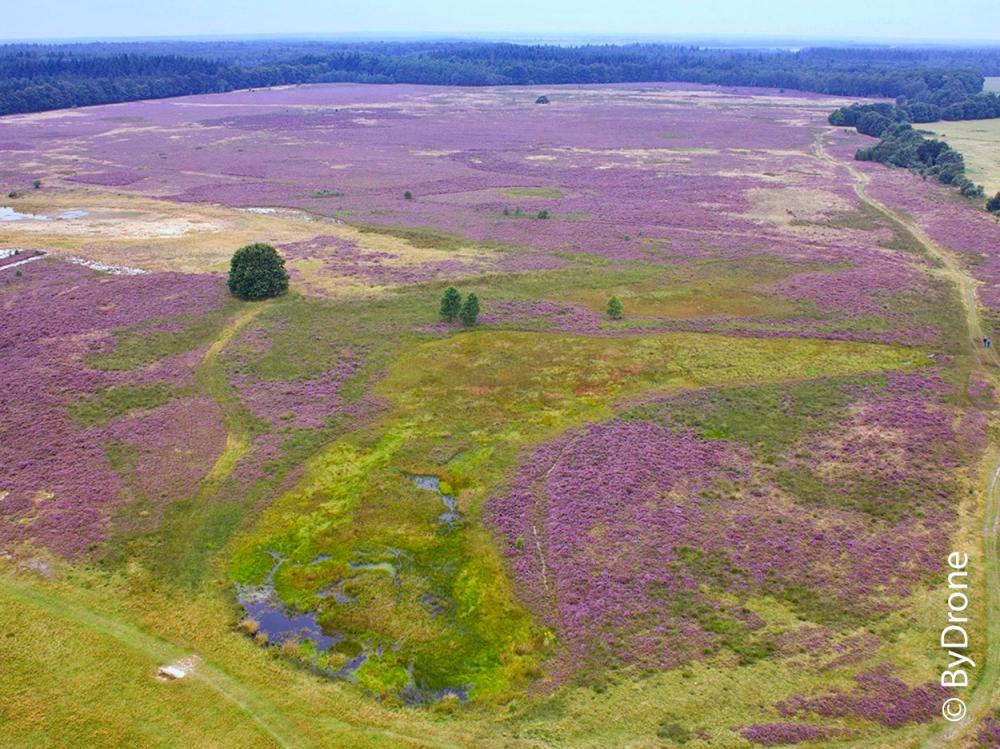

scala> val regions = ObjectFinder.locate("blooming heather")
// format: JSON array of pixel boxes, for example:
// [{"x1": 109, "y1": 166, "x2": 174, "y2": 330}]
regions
[
  {"x1": 777, "y1": 666, "x2": 946, "y2": 727},
  {"x1": 0, "y1": 259, "x2": 225, "y2": 555}
]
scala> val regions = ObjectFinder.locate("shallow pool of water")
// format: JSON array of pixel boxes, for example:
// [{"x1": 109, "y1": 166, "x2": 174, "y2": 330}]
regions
[
  {"x1": 236, "y1": 552, "x2": 341, "y2": 652},
  {"x1": 0, "y1": 206, "x2": 89, "y2": 222},
  {"x1": 405, "y1": 472, "x2": 463, "y2": 525},
  {"x1": 0, "y1": 206, "x2": 48, "y2": 222}
]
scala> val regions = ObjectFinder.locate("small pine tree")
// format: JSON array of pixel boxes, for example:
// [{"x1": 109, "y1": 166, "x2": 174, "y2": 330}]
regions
[
  {"x1": 460, "y1": 293, "x2": 480, "y2": 327},
  {"x1": 607, "y1": 296, "x2": 624, "y2": 320},
  {"x1": 988, "y1": 192, "x2": 1000, "y2": 213},
  {"x1": 404, "y1": 190, "x2": 413, "y2": 200},
  {"x1": 227, "y1": 243, "x2": 289, "y2": 300},
  {"x1": 440, "y1": 286, "x2": 462, "y2": 322}
]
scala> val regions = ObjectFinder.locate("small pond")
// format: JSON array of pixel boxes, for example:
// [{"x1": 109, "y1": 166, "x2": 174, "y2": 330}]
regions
[
  {"x1": 236, "y1": 552, "x2": 341, "y2": 652},
  {"x1": 405, "y1": 472, "x2": 462, "y2": 525}
]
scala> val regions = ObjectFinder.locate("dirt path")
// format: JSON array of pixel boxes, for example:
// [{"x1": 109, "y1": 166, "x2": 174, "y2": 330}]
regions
[
  {"x1": 816, "y1": 131, "x2": 1000, "y2": 747},
  {"x1": 195, "y1": 303, "x2": 266, "y2": 492}
]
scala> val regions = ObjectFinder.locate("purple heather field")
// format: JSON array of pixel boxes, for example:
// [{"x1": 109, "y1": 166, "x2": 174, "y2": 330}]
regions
[
  {"x1": 0, "y1": 83, "x2": 958, "y2": 343},
  {"x1": 1, "y1": 81, "x2": 996, "y2": 744}
]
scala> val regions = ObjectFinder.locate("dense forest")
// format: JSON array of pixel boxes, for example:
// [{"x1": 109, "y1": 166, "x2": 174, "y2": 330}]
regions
[
  {"x1": 830, "y1": 92, "x2": 1000, "y2": 126},
  {"x1": 1, "y1": 41, "x2": 999, "y2": 116}
]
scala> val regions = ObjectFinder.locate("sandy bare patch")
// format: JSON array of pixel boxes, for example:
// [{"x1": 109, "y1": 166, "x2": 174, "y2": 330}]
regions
[
  {"x1": 0, "y1": 189, "x2": 504, "y2": 286},
  {"x1": 4, "y1": 212, "x2": 220, "y2": 240},
  {"x1": 744, "y1": 186, "x2": 854, "y2": 226}
]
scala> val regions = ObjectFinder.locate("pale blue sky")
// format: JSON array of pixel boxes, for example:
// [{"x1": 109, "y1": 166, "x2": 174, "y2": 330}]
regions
[{"x1": 4, "y1": 0, "x2": 1000, "y2": 43}]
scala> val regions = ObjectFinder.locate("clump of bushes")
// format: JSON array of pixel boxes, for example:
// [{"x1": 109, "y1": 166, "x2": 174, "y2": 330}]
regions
[
  {"x1": 656, "y1": 721, "x2": 691, "y2": 744},
  {"x1": 227, "y1": 242, "x2": 289, "y2": 300},
  {"x1": 501, "y1": 206, "x2": 551, "y2": 219},
  {"x1": 439, "y1": 285, "x2": 480, "y2": 326}
]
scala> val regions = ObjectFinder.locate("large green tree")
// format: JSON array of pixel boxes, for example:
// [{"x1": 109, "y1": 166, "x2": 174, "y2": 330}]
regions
[{"x1": 227, "y1": 243, "x2": 289, "y2": 300}]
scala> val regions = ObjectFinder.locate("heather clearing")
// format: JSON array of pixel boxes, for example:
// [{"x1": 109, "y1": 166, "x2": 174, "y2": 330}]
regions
[{"x1": 1, "y1": 82, "x2": 998, "y2": 748}]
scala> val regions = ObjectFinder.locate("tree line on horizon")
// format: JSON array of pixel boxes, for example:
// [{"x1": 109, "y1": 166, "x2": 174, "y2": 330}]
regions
[{"x1": 1, "y1": 41, "x2": 999, "y2": 116}]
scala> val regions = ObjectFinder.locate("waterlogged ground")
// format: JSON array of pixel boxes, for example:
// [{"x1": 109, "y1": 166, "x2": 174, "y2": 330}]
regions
[{"x1": 1, "y1": 83, "x2": 999, "y2": 748}]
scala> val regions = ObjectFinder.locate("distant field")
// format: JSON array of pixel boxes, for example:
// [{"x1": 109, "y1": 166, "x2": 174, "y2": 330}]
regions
[
  {"x1": 928, "y1": 117, "x2": 1000, "y2": 195},
  {"x1": 985, "y1": 76, "x2": 1000, "y2": 93}
]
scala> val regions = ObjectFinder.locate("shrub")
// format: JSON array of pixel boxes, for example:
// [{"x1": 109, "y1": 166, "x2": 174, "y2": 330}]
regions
[
  {"x1": 987, "y1": 192, "x2": 1000, "y2": 213},
  {"x1": 607, "y1": 296, "x2": 624, "y2": 320},
  {"x1": 960, "y1": 180, "x2": 985, "y2": 199},
  {"x1": 404, "y1": 190, "x2": 413, "y2": 200},
  {"x1": 227, "y1": 242, "x2": 289, "y2": 300},
  {"x1": 440, "y1": 286, "x2": 462, "y2": 322},
  {"x1": 537, "y1": 209, "x2": 549, "y2": 219},
  {"x1": 460, "y1": 293, "x2": 480, "y2": 327},
  {"x1": 656, "y1": 721, "x2": 691, "y2": 743},
  {"x1": 32, "y1": 179, "x2": 41, "y2": 189}
]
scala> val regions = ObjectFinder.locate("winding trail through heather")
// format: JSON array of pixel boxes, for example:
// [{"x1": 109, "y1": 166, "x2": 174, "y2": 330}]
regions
[
  {"x1": 816, "y1": 130, "x2": 1000, "y2": 748},
  {"x1": 142, "y1": 301, "x2": 270, "y2": 588},
  {"x1": 196, "y1": 303, "x2": 266, "y2": 490}
]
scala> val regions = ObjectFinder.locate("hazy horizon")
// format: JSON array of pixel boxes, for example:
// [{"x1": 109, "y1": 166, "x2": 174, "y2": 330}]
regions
[{"x1": 4, "y1": 0, "x2": 1000, "y2": 45}]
